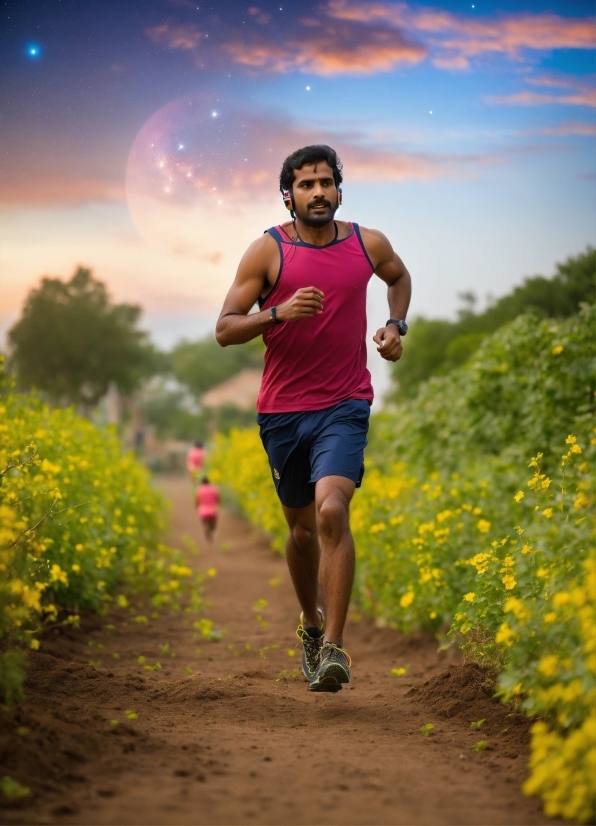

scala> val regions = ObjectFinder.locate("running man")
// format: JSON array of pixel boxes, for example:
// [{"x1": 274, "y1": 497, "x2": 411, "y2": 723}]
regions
[
  {"x1": 216, "y1": 145, "x2": 411, "y2": 692},
  {"x1": 195, "y1": 476, "x2": 220, "y2": 542}
]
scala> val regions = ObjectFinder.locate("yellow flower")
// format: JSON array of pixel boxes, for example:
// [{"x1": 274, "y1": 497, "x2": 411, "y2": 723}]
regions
[
  {"x1": 514, "y1": 491, "x2": 524, "y2": 503},
  {"x1": 30, "y1": 639, "x2": 40, "y2": 650},
  {"x1": 502, "y1": 556, "x2": 515, "y2": 567},
  {"x1": 565, "y1": 434, "x2": 576, "y2": 445},
  {"x1": 502, "y1": 574, "x2": 516, "y2": 590},
  {"x1": 391, "y1": 667, "x2": 407, "y2": 676},
  {"x1": 504, "y1": 597, "x2": 530, "y2": 622},
  {"x1": 469, "y1": 552, "x2": 491, "y2": 574},
  {"x1": 570, "y1": 444, "x2": 582, "y2": 454},
  {"x1": 551, "y1": 344, "x2": 564, "y2": 355},
  {"x1": 495, "y1": 622, "x2": 515, "y2": 644},
  {"x1": 71, "y1": 563, "x2": 81, "y2": 573},
  {"x1": 537, "y1": 655, "x2": 559, "y2": 677},
  {"x1": 369, "y1": 522, "x2": 386, "y2": 533},
  {"x1": 542, "y1": 508, "x2": 554, "y2": 518},
  {"x1": 400, "y1": 591, "x2": 414, "y2": 608},
  {"x1": 207, "y1": 567, "x2": 217, "y2": 577},
  {"x1": 521, "y1": 544, "x2": 532, "y2": 554},
  {"x1": 477, "y1": 519, "x2": 491, "y2": 533},
  {"x1": 463, "y1": 592, "x2": 475, "y2": 602},
  {"x1": 49, "y1": 564, "x2": 68, "y2": 586}
]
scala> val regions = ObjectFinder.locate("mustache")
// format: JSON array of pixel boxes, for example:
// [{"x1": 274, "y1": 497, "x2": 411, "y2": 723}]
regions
[{"x1": 308, "y1": 199, "x2": 332, "y2": 209}]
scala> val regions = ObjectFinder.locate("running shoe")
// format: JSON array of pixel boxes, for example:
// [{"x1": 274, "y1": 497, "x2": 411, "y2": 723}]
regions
[
  {"x1": 296, "y1": 609, "x2": 324, "y2": 682},
  {"x1": 309, "y1": 642, "x2": 352, "y2": 693}
]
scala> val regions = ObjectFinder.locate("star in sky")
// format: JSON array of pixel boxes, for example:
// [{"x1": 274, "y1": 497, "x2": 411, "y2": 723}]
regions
[{"x1": 26, "y1": 45, "x2": 41, "y2": 58}]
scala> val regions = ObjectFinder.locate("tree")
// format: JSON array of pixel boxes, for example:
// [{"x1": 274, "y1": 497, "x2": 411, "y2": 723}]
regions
[
  {"x1": 170, "y1": 335, "x2": 263, "y2": 398},
  {"x1": 390, "y1": 246, "x2": 595, "y2": 399},
  {"x1": 9, "y1": 267, "x2": 159, "y2": 408}
]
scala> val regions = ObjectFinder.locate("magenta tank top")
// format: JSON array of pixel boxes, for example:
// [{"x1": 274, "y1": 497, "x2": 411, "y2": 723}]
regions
[{"x1": 257, "y1": 223, "x2": 375, "y2": 414}]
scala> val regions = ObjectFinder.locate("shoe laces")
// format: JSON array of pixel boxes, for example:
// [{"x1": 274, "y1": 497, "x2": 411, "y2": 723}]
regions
[
  {"x1": 297, "y1": 625, "x2": 323, "y2": 673},
  {"x1": 320, "y1": 642, "x2": 352, "y2": 667},
  {"x1": 296, "y1": 624, "x2": 322, "y2": 644}
]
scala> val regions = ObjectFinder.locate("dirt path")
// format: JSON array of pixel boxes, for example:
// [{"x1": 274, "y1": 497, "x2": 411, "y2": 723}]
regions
[{"x1": 1, "y1": 476, "x2": 554, "y2": 826}]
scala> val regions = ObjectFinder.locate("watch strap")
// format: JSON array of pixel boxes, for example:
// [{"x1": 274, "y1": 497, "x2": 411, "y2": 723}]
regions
[
  {"x1": 386, "y1": 318, "x2": 408, "y2": 335},
  {"x1": 270, "y1": 305, "x2": 282, "y2": 324}
]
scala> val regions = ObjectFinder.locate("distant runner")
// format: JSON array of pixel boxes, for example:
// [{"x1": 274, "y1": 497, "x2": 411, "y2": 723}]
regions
[
  {"x1": 186, "y1": 441, "x2": 205, "y2": 481},
  {"x1": 195, "y1": 477, "x2": 220, "y2": 542},
  {"x1": 216, "y1": 145, "x2": 411, "y2": 692}
]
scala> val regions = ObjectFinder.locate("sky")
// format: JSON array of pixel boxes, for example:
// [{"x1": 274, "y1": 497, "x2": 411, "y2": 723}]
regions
[{"x1": 0, "y1": 0, "x2": 594, "y2": 395}]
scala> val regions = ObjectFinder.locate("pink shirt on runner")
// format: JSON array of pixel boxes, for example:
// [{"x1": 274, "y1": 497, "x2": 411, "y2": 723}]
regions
[
  {"x1": 257, "y1": 223, "x2": 374, "y2": 414},
  {"x1": 187, "y1": 446, "x2": 205, "y2": 472},
  {"x1": 196, "y1": 484, "x2": 219, "y2": 519}
]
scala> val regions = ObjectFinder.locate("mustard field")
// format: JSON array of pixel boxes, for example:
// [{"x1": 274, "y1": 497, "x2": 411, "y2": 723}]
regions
[
  {"x1": 209, "y1": 305, "x2": 595, "y2": 823},
  {"x1": 0, "y1": 357, "x2": 201, "y2": 703}
]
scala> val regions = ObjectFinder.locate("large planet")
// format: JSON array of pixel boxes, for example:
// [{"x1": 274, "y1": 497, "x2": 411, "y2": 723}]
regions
[{"x1": 125, "y1": 94, "x2": 303, "y2": 303}]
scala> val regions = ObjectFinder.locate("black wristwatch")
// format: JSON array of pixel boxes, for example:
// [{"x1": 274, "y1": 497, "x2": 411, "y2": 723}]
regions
[
  {"x1": 269, "y1": 306, "x2": 282, "y2": 324},
  {"x1": 386, "y1": 318, "x2": 408, "y2": 336}
]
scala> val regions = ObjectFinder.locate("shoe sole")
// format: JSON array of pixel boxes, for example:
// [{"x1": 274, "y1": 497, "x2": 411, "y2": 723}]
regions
[{"x1": 309, "y1": 663, "x2": 350, "y2": 693}]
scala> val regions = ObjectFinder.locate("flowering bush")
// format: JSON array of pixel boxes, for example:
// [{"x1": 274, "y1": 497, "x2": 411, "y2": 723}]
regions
[
  {"x1": 208, "y1": 426, "x2": 287, "y2": 553},
  {"x1": 1, "y1": 360, "x2": 200, "y2": 702},
  {"x1": 209, "y1": 305, "x2": 595, "y2": 822}
]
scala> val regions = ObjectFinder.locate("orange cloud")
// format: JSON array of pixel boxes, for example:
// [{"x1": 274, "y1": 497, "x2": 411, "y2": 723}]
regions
[
  {"x1": 0, "y1": 133, "x2": 126, "y2": 208},
  {"x1": 327, "y1": 1, "x2": 596, "y2": 69},
  {"x1": 0, "y1": 178, "x2": 124, "y2": 208},
  {"x1": 487, "y1": 76, "x2": 596, "y2": 108},
  {"x1": 222, "y1": 23, "x2": 426, "y2": 75},
  {"x1": 146, "y1": 3, "x2": 596, "y2": 79},
  {"x1": 530, "y1": 122, "x2": 596, "y2": 137},
  {"x1": 333, "y1": 143, "x2": 504, "y2": 183},
  {"x1": 147, "y1": 23, "x2": 206, "y2": 51},
  {"x1": 147, "y1": 5, "x2": 427, "y2": 75}
]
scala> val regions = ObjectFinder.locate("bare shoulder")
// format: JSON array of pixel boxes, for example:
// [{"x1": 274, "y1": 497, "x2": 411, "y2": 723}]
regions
[
  {"x1": 237, "y1": 231, "x2": 279, "y2": 275},
  {"x1": 357, "y1": 225, "x2": 395, "y2": 266},
  {"x1": 358, "y1": 225, "x2": 393, "y2": 249}
]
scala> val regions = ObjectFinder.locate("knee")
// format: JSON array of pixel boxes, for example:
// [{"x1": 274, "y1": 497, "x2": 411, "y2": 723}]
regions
[
  {"x1": 316, "y1": 496, "x2": 349, "y2": 541},
  {"x1": 291, "y1": 521, "x2": 313, "y2": 551}
]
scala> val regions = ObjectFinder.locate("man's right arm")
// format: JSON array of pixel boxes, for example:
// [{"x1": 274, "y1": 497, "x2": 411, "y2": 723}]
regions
[{"x1": 215, "y1": 234, "x2": 324, "y2": 347}]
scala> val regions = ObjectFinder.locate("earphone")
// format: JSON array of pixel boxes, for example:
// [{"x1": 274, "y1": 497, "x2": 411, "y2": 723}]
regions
[
  {"x1": 281, "y1": 187, "x2": 343, "y2": 210},
  {"x1": 282, "y1": 189, "x2": 293, "y2": 211}
]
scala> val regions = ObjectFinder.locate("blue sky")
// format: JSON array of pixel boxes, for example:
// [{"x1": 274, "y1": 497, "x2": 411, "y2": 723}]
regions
[{"x1": 1, "y1": 0, "x2": 594, "y2": 398}]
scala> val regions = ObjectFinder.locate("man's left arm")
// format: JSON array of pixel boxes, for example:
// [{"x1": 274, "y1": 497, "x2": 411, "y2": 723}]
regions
[{"x1": 360, "y1": 227, "x2": 412, "y2": 362}]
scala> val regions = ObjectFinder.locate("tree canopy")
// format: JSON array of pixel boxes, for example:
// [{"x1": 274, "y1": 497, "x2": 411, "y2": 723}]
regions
[
  {"x1": 9, "y1": 267, "x2": 159, "y2": 408},
  {"x1": 169, "y1": 334, "x2": 263, "y2": 398},
  {"x1": 390, "y1": 246, "x2": 595, "y2": 399}
]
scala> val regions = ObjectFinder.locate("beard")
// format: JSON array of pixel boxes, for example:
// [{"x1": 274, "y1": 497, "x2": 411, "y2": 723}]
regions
[{"x1": 294, "y1": 198, "x2": 338, "y2": 228}]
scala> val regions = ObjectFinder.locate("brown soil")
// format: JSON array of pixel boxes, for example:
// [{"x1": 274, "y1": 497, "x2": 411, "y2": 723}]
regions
[{"x1": 0, "y1": 476, "x2": 555, "y2": 826}]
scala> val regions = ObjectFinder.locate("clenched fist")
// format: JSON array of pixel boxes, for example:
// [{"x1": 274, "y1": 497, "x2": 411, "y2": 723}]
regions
[
  {"x1": 373, "y1": 326, "x2": 403, "y2": 362},
  {"x1": 276, "y1": 287, "x2": 324, "y2": 322}
]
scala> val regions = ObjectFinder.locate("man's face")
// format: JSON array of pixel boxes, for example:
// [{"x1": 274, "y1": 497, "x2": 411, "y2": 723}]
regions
[{"x1": 291, "y1": 161, "x2": 339, "y2": 227}]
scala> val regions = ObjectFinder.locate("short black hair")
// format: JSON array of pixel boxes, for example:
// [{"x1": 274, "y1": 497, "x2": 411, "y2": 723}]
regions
[{"x1": 279, "y1": 145, "x2": 343, "y2": 193}]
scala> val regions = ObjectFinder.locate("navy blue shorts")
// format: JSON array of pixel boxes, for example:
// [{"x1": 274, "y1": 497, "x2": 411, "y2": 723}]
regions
[{"x1": 256, "y1": 399, "x2": 370, "y2": 509}]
